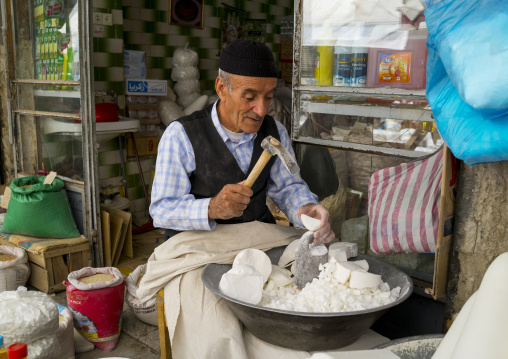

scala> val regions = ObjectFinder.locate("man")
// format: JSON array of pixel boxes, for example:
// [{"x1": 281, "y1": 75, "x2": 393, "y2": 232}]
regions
[{"x1": 150, "y1": 39, "x2": 334, "y2": 244}]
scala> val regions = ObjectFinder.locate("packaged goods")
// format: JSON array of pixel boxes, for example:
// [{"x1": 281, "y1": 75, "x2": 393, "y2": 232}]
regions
[
  {"x1": 172, "y1": 45, "x2": 199, "y2": 67},
  {"x1": 314, "y1": 46, "x2": 334, "y2": 86},
  {"x1": 333, "y1": 47, "x2": 351, "y2": 86},
  {"x1": 65, "y1": 267, "x2": 125, "y2": 351},
  {"x1": 350, "y1": 47, "x2": 368, "y2": 87},
  {"x1": 367, "y1": 28, "x2": 428, "y2": 89}
]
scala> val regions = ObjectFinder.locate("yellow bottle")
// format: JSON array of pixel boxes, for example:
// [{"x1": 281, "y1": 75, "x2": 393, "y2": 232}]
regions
[
  {"x1": 314, "y1": 45, "x2": 334, "y2": 86},
  {"x1": 0, "y1": 334, "x2": 6, "y2": 359}
]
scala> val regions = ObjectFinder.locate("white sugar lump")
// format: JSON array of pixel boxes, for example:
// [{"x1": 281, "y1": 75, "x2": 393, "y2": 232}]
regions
[
  {"x1": 352, "y1": 259, "x2": 369, "y2": 271},
  {"x1": 329, "y1": 248, "x2": 348, "y2": 262},
  {"x1": 349, "y1": 271, "x2": 383, "y2": 289},
  {"x1": 219, "y1": 264, "x2": 264, "y2": 305},
  {"x1": 268, "y1": 265, "x2": 293, "y2": 288},
  {"x1": 332, "y1": 260, "x2": 365, "y2": 284},
  {"x1": 259, "y1": 257, "x2": 400, "y2": 313},
  {"x1": 329, "y1": 242, "x2": 358, "y2": 258},
  {"x1": 301, "y1": 214, "x2": 323, "y2": 231},
  {"x1": 233, "y1": 248, "x2": 272, "y2": 283}
]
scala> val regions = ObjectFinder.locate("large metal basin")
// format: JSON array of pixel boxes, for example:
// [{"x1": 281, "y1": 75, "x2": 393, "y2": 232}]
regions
[{"x1": 201, "y1": 246, "x2": 413, "y2": 351}]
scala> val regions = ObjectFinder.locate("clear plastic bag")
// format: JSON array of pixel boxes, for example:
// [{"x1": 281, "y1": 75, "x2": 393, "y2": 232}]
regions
[
  {"x1": 172, "y1": 44, "x2": 199, "y2": 67},
  {"x1": 159, "y1": 100, "x2": 185, "y2": 127},
  {"x1": 0, "y1": 287, "x2": 59, "y2": 345},
  {"x1": 174, "y1": 79, "x2": 200, "y2": 97},
  {"x1": 177, "y1": 92, "x2": 201, "y2": 109},
  {"x1": 171, "y1": 66, "x2": 200, "y2": 81}
]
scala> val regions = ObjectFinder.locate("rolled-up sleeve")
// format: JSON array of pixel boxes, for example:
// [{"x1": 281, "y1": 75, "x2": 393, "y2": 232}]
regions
[{"x1": 149, "y1": 122, "x2": 215, "y2": 231}]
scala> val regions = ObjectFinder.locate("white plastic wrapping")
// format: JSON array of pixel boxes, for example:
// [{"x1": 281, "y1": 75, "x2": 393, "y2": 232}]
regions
[
  {"x1": 172, "y1": 45, "x2": 199, "y2": 67},
  {"x1": 27, "y1": 334, "x2": 59, "y2": 359},
  {"x1": 125, "y1": 264, "x2": 158, "y2": 326},
  {"x1": 0, "y1": 287, "x2": 59, "y2": 345},
  {"x1": 171, "y1": 66, "x2": 200, "y2": 81},
  {"x1": 174, "y1": 79, "x2": 200, "y2": 97},
  {"x1": 177, "y1": 92, "x2": 201, "y2": 109},
  {"x1": 159, "y1": 100, "x2": 185, "y2": 127},
  {"x1": 67, "y1": 267, "x2": 124, "y2": 291},
  {"x1": 55, "y1": 304, "x2": 75, "y2": 359},
  {"x1": 183, "y1": 95, "x2": 209, "y2": 116},
  {"x1": 0, "y1": 245, "x2": 30, "y2": 291}
]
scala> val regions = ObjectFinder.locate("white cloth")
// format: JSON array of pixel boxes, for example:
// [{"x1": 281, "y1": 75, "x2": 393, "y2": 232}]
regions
[{"x1": 137, "y1": 222, "x2": 389, "y2": 359}]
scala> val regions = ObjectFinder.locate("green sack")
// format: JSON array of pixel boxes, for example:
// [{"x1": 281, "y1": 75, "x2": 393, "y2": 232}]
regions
[{"x1": 1, "y1": 175, "x2": 80, "y2": 238}]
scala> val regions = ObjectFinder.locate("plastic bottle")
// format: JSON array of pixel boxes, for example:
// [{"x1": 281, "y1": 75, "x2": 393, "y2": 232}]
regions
[
  {"x1": 314, "y1": 45, "x2": 334, "y2": 86},
  {"x1": 333, "y1": 46, "x2": 351, "y2": 86},
  {"x1": 350, "y1": 47, "x2": 368, "y2": 87},
  {"x1": 0, "y1": 335, "x2": 7, "y2": 359},
  {"x1": 6, "y1": 343, "x2": 27, "y2": 359}
]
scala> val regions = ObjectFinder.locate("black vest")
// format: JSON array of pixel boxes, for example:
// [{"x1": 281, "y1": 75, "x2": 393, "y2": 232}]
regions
[{"x1": 164, "y1": 104, "x2": 280, "y2": 239}]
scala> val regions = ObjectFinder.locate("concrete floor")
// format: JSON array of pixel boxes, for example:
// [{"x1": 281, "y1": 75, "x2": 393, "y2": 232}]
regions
[{"x1": 53, "y1": 290, "x2": 161, "y2": 359}]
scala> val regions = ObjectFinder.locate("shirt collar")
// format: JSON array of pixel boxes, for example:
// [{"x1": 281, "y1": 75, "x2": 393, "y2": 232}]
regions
[{"x1": 211, "y1": 100, "x2": 257, "y2": 144}]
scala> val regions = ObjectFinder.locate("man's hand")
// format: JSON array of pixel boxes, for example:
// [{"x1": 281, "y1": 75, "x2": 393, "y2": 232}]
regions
[
  {"x1": 296, "y1": 203, "x2": 335, "y2": 244},
  {"x1": 208, "y1": 183, "x2": 253, "y2": 220}
]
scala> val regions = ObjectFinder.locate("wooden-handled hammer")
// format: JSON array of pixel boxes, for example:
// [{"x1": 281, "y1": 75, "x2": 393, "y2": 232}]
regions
[{"x1": 243, "y1": 136, "x2": 300, "y2": 188}]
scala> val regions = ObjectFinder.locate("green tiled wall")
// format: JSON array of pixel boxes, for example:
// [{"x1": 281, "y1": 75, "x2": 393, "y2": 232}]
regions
[
  {"x1": 123, "y1": 0, "x2": 293, "y2": 93},
  {"x1": 93, "y1": 0, "x2": 293, "y2": 223}
]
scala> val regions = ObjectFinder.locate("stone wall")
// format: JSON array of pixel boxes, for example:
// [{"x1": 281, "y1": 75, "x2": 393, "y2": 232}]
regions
[{"x1": 445, "y1": 161, "x2": 508, "y2": 325}]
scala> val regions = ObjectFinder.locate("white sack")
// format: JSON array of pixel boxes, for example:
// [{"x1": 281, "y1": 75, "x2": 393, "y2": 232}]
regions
[
  {"x1": 125, "y1": 264, "x2": 158, "y2": 326},
  {"x1": 0, "y1": 245, "x2": 30, "y2": 291}
]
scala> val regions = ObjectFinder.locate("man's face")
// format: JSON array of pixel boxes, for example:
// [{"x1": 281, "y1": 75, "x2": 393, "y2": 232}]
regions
[{"x1": 216, "y1": 74, "x2": 277, "y2": 134}]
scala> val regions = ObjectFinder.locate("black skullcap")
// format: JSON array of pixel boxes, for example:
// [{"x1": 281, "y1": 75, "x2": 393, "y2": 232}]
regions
[{"x1": 219, "y1": 40, "x2": 278, "y2": 78}]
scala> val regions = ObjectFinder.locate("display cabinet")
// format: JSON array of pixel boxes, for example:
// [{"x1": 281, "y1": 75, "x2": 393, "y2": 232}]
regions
[
  {"x1": 291, "y1": 0, "x2": 442, "y2": 159},
  {"x1": 5, "y1": 1, "x2": 102, "y2": 265}
]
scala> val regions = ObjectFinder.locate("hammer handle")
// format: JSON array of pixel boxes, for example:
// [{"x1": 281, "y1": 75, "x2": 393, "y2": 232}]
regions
[{"x1": 244, "y1": 150, "x2": 272, "y2": 188}]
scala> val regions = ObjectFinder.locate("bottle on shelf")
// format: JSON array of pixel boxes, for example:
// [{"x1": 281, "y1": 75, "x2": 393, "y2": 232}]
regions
[
  {"x1": 333, "y1": 46, "x2": 351, "y2": 86},
  {"x1": 314, "y1": 45, "x2": 334, "y2": 86},
  {"x1": 0, "y1": 335, "x2": 7, "y2": 359},
  {"x1": 6, "y1": 343, "x2": 27, "y2": 359},
  {"x1": 350, "y1": 47, "x2": 368, "y2": 87}
]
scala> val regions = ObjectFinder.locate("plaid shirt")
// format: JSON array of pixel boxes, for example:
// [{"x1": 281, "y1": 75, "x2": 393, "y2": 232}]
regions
[{"x1": 150, "y1": 101, "x2": 317, "y2": 231}]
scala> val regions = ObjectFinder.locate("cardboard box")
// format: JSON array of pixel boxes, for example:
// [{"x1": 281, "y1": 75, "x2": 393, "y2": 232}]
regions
[
  {"x1": 0, "y1": 233, "x2": 90, "y2": 293},
  {"x1": 127, "y1": 136, "x2": 159, "y2": 157},
  {"x1": 125, "y1": 79, "x2": 167, "y2": 96}
]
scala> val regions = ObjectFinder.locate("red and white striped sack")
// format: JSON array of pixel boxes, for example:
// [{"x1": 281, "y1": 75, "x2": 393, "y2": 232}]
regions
[{"x1": 368, "y1": 150, "x2": 443, "y2": 254}]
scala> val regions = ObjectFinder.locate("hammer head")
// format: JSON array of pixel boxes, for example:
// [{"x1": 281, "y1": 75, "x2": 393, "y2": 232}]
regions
[{"x1": 261, "y1": 136, "x2": 300, "y2": 175}]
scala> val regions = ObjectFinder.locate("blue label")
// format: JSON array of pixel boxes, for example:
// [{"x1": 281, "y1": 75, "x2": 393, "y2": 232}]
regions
[{"x1": 127, "y1": 80, "x2": 166, "y2": 94}]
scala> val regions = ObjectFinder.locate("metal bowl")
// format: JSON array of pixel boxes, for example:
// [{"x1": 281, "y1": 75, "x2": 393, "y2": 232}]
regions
[{"x1": 201, "y1": 246, "x2": 413, "y2": 351}]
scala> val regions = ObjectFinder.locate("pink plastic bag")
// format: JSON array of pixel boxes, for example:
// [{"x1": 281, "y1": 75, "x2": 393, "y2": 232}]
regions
[{"x1": 368, "y1": 150, "x2": 443, "y2": 254}]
